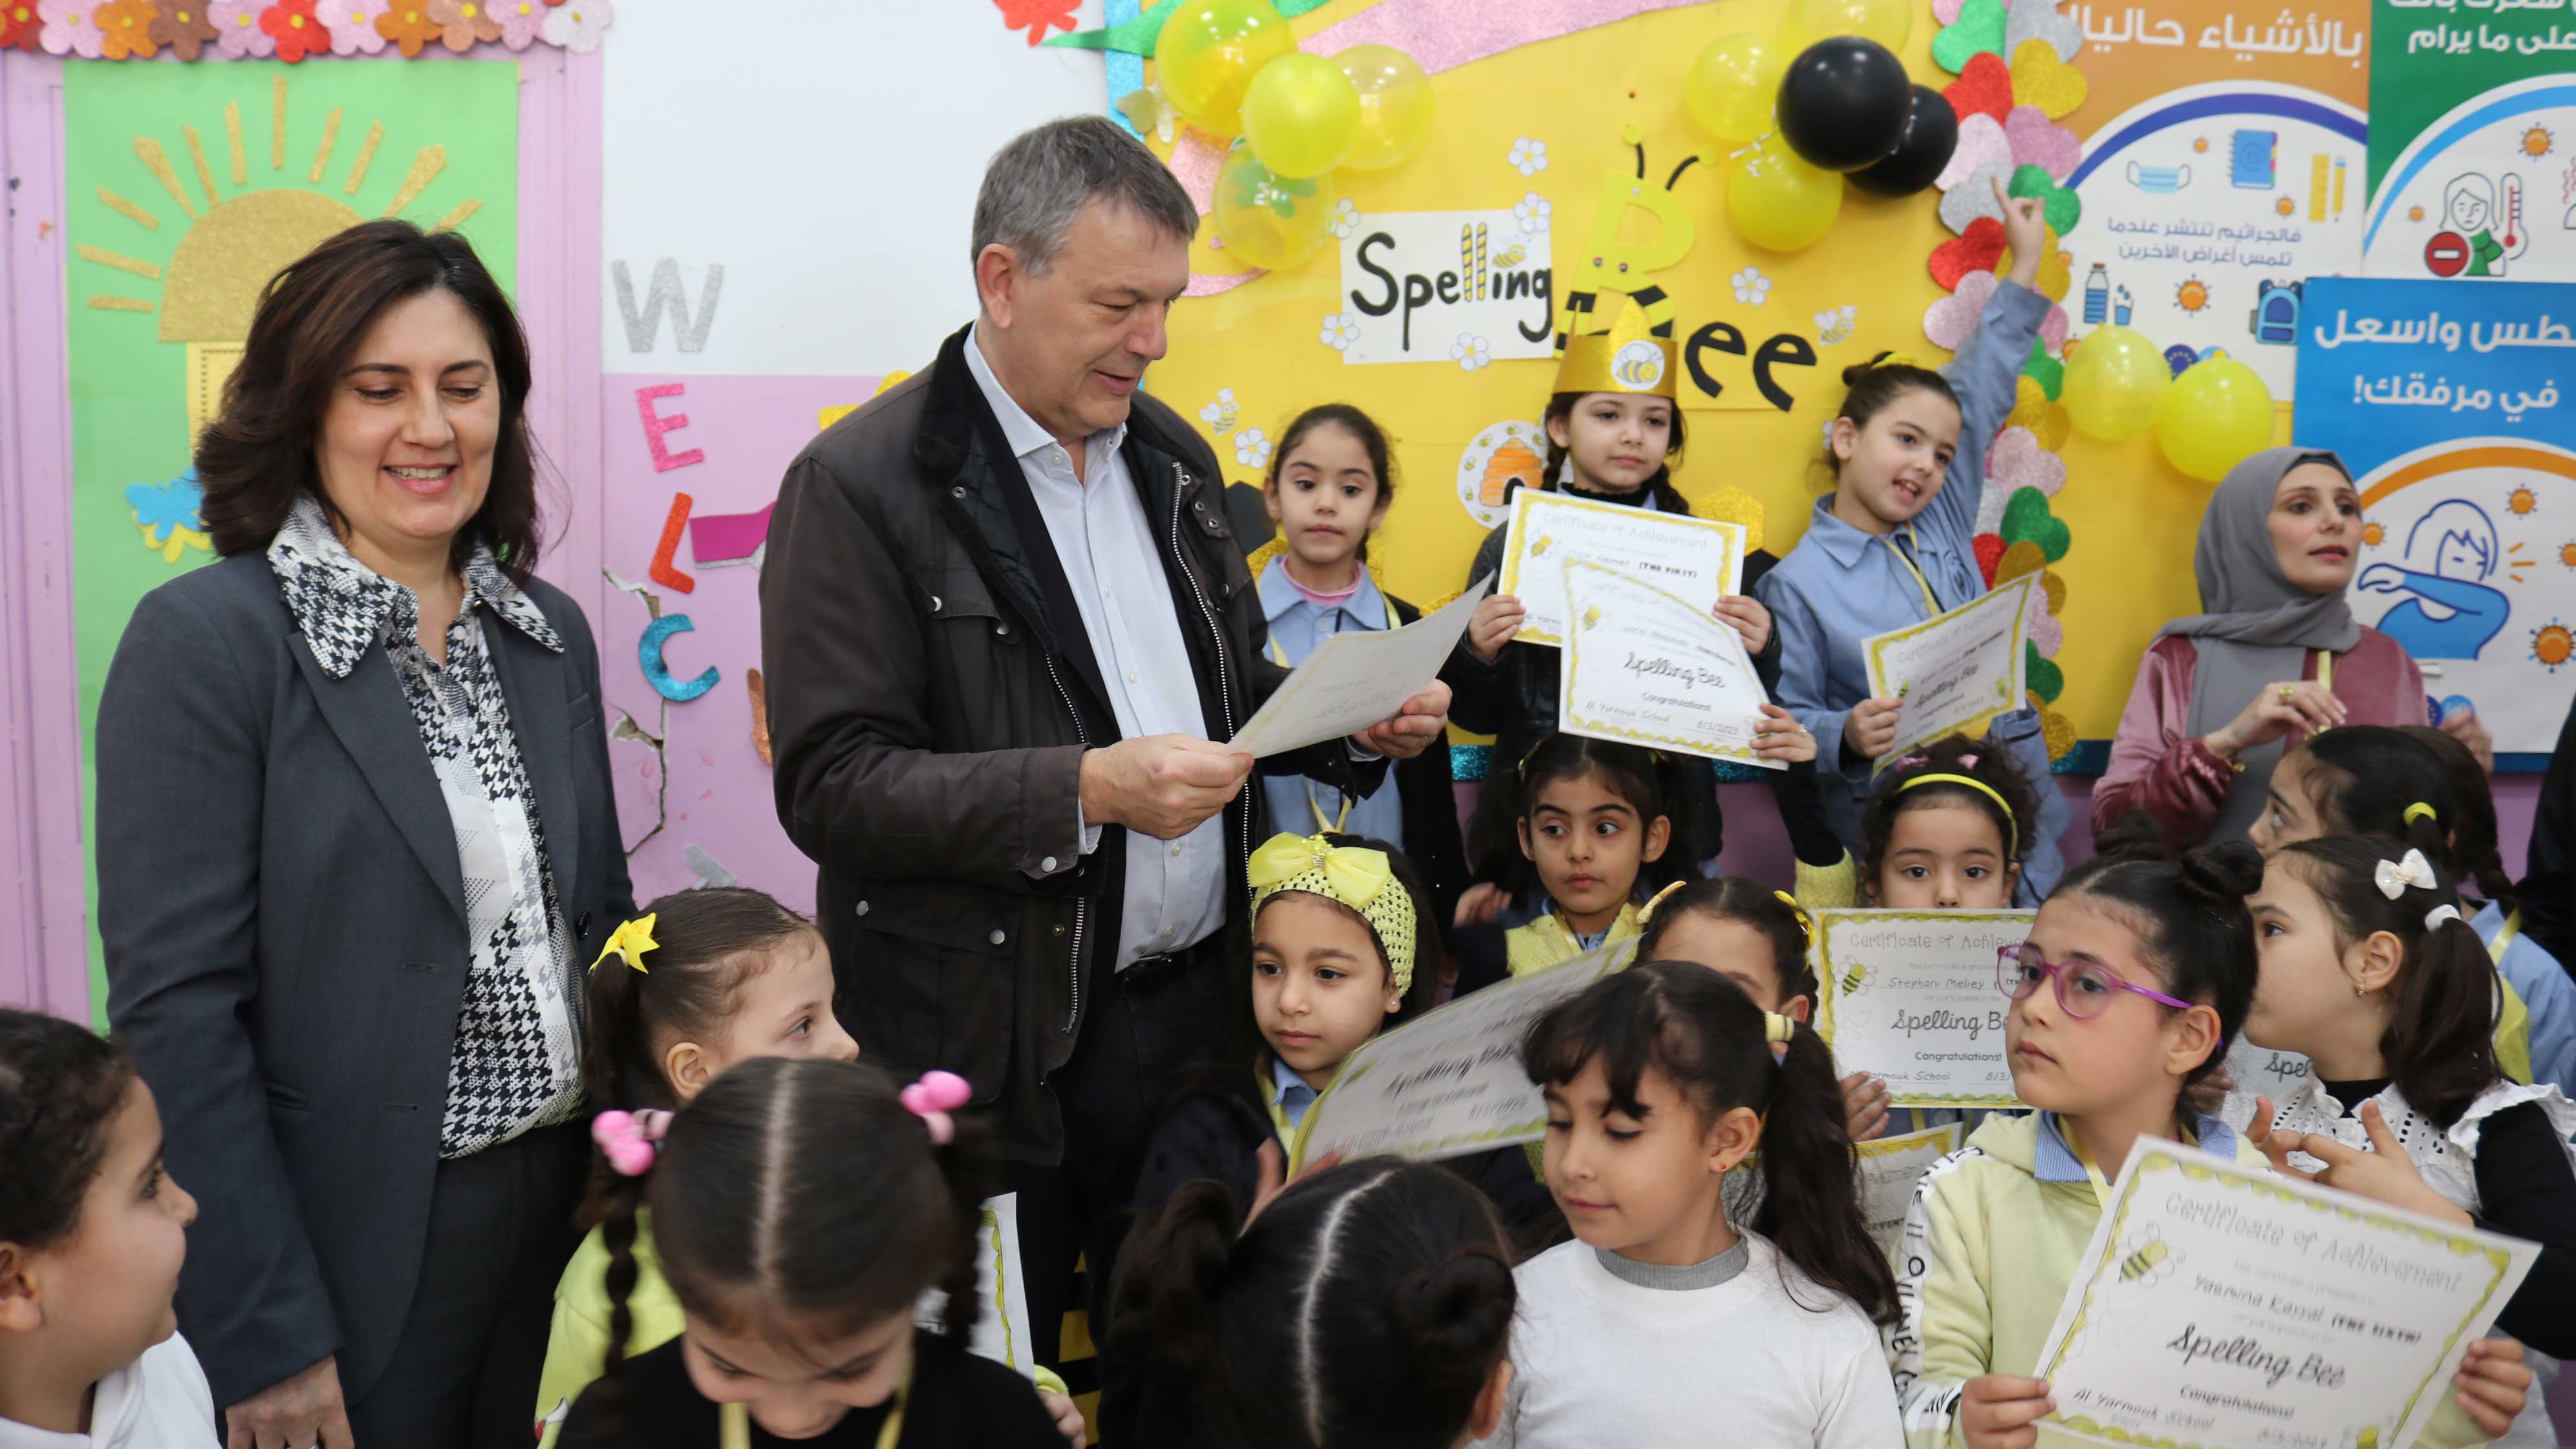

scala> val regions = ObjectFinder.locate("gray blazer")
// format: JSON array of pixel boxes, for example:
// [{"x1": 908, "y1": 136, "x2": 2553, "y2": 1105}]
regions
[{"x1": 96, "y1": 550, "x2": 633, "y2": 1411}]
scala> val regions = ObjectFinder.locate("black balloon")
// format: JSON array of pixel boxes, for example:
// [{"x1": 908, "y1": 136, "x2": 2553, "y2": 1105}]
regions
[
  {"x1": 1776, "y1": 36, "x2": 1913, "y2": 173},
  {"x1": 1850, "y1": 85, "x2": 1960, "y2": 197}
]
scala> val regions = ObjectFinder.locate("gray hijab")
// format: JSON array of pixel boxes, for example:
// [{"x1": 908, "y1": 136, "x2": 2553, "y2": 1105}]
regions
[{"x1": 2158, "y1": 446, "x2": 2363, "y2": 840}]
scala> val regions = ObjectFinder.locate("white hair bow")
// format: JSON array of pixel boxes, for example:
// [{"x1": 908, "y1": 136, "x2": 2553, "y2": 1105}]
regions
[
  {"x1": 2375, "y1": 849, "x2": 2438, "y2": 899},
  {"x1": 2425, "y1": 905, "x2": 2465, "y2": 930}
]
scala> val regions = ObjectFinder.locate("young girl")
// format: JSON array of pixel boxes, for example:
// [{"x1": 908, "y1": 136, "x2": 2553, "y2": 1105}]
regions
[
  {"x1": 1495, "y1": 961, "x2": 1901, "y2": 1447},
  {"x1": 1888, "y1": 833, "x2": 2531, "y2": 1449},
  {"x1": 2244, "y1": 835, "x2": 2576, "y2": 1448},
  {"x1": 1106, "y1": 1159, "x2": 1518, "y2": 1449},
  {"x1": 0, "y1": 1009, "x2": 211, "y2": 1447},
  {"x1": 535, "y1": 889, "x2": 1079, "y2": 1445},
  {"x1": 1760, "y1": 178, "x2": 2070, "y2": 902},
  {"x1": 1862, "y1": 734, "x2": 2038, "y2": 912},
  {"x1": 2248, "y1": 725, "x2": 2575, "y2": 1093},
  {"x1": 559, "y1": 1056, "x2": 1064, "y2": 1448},
  {"x1": 1256, "y1": 405, "x2": 1469, "y2": 925}
]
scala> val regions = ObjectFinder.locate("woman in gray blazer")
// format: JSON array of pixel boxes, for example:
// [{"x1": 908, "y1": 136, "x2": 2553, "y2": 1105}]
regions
[{"x1": 96, "y1": 220, "x2": 631, "y2": 1449}]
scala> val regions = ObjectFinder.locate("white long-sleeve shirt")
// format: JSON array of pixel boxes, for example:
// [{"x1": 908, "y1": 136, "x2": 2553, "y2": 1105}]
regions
[{"x1": 0, "y1": 1335, "x2": 215, "y2": 1448}]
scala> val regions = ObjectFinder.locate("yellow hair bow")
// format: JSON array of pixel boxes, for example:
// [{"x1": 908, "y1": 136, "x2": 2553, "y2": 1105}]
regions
[
  {"x1": 1247, "y1": 833, "x2": 1416, "y2": 994},
  {"x1": 589, "y1": 914, "x2": 660, "y2": 974}
]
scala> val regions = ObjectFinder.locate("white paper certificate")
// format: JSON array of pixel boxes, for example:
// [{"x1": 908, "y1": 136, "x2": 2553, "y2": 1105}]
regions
[
  {"x1": 1498, "y1": 489, "x2": 1746, "y2": 646},
  {"x1": 1557, "y1": 560, "x2": 1785, "y2": 767},
  {"x1": 1291, "y1": 941, "x2": 1629, "y2": 1172},
  {"x1": 1227, "y1": 574, "x2": 1493, "y2": 758},
  {"x1": 1858, "y1": 1121, "x2": 1964, "y2": 1267},
  {"x1": 912, "y1": 1193, "x2": 1037, "y2": 1380},
  {"x1": 2033, "y1": 1141, "x2": 2537, "y2": 1449},
  {"x1": 1861, "y1": 572, "x2": 2037, "y2": 772},
  {"x1": 1812, "y1": 908, "x2": 2034, "y2": 1110}
]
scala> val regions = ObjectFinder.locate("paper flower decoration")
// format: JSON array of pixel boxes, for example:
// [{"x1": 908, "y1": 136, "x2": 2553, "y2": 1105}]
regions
[
  {"x1": 148, "y1": 0, "x2": 219, "y2": 56},
  {"x1": 207, "y1": 0, "x2": 271, "y2": 52},
  {"x1": 1450, "y1": 332, "x2": 1492, "y2": 371},
  {"x1": 995, "y1": 0, "x2": 1077, "y2": 46},
  {"x1": 1234, "y1": 426, "x2": 1274, "y2": 469},
  {"x1": 424, "y1": 0, "x2": 495, "y2": 49},
  {"x1": 1731, "y1": 267, "x2": 1774, "y2": 306},
  {"x1": 488, "y1": 0, "x2": 540, "y2": 47},
  {"x1": 1, "y1": 3, "x2": 38, "y2": 49},
  {"x1": 372, "y1": 0, "x2": 437, "y2": 52},
  {"x1": 1327, "y1": 197, "x2": 1361, "y2": 239},
  {"x1": 1319, "y1": 312, "x2": 1363, "y2": 351},
  {"x1": 94, "y1": 0, "x2": 155, "y2": 55},
  {"x1": 1514, "y1": 192, "x2": 1554, "y2": 234},
  {"x1": 313, "y1": 0, "x2": 381, "y2": 50},
  {"x1": 1507, "y1": 138, "x2": 1550, "y2": 177},
  {"x1": 260, "y1": 0, "x2": 323, "y2": 59},
  {"x1": 38, "y1": 0, "x2": 106, "y2": 56},
  {"x1": 536, "y1": 0, "x2": 605, "y2": 50}
]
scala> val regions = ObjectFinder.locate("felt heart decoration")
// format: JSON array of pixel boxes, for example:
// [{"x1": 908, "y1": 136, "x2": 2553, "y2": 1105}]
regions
[
  {"x1": 2028, "y1": 584, "x2": 2065, "y2": 655},
  {"x1": 2040, "y1": 302, "x2": 2070, "y2": 352},
  {"x1": 2008, "y1": 39, "x2": 2088, "y2": 118},
  {"x1": 1932, "y1": 0, "x2": 2009, "y2": 74},
  {"x1": 1988, "y1": 425, "x2": 2067, "y2": 497},
  {"x1": 2006, "y1": 375, "x2": 2070, "y2": 449},
  {"x1": 1933, "y1": 0, "x2": 1970, "y2": 25},
  {"x1": 2008, "y1": 164, "x2": 2082, "y2": 237},
  {"x1": 1976, "y1": 482, "x2": 2012, "y2": 539},
  {"x1": 1935, "y1": 112, "x2": 2011, "y2": 191},
  {"x1": 1974, "y1": 531, "x2": 2008, "y2": 586},
  {"x1": 1931, "y1": 217, "x2": 2007, "y2": 290},
  {"x1": 2039, "y1": 568, "x2": 2066, "y2": 615},
  {"x1": 1940, "y1": 158, "x2": 2013, "y2": 233},
  {"x1": 1995, "y1": 537, "x2": 2049, "y2": 585},
  {"x1": 2022, "y1": 339, "x2": 2064, "y2": 400},
  {"x1": 2035, "y1": 697, "x2": 2076, "y2": 760},
  {"x1": 2004, "y1": 0, "x2": 2081, "y2": 62},
  {"x1": 2004, "y1": 105, "x2": 2080, "y2": 181},
  {"x1": 2002, "y1": 222, "x2": 2072, "y2": 300},
  {"x1": 2001, "y1": 486, "x2": 2071, "y2": 561},
  {"x1": 1942, "y1": 52, "x2": 2014, "y2": 125},
  {"x1": 2025, "y1": 643, "x2": 2065, "y2": 703},
  {"x1": 1925, "y1": 269, "x2": 1999, "y2": 350}
]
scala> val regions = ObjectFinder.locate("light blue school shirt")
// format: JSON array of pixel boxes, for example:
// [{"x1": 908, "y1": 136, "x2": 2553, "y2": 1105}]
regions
[
  {"x1": 1271, "y1": 1052, "x2": 1320, "y2": 1130},
  {"x1": 1756, "y1": 279, "x2": 2072, "y2": 902},
  {"x1": 1257, "y1": 557, "x2": 1408, "y2": 847},
  {"x1": 2478, "y1": 899, "x2": 2576, "y2": 1095}
]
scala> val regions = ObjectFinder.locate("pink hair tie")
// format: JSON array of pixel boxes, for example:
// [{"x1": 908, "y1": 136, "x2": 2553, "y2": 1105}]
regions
[
  {"x1": 1957, "y1": 753, "x2": 1979, "y2": 767},
  {"x1": 901, "y1": 1071, "x2": 972, "y2": 1146},
  {"x1": 592, "y1": 1109, "x2": 672, "y2": 1177}
]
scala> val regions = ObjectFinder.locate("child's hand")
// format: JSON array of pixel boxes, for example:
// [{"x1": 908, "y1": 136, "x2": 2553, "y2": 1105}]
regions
[
  {"x1": 1752, "y1": 705, "x2": 1817, "y2": 764},
  {"x1": 1467, "y1": 594, "x2": 1526, "y2": 662},
  {"x1": 1454, "y1": 881, "x2": 1507, "y2": 929},
  {"x1": 1039, "y1": 1391, "x2": 1088, "y2": 1448},
  {"x1": 1249, "y1": 1139, "x2": 1344, "y2": 1229},
  {"x1": 2439, "y1": 702, "x2": 2495, "y2": 773},
  {"x1": 1960, "y1": 1374, "x2": 2054, "y2": 1449},
  {"x1": 1994, "y1": 173, "x2": 2049, "y2": 290},
  {"x1": 1713, "y1": 595, "x2": 1772, "y2": 656},
  {"x1": 1840, "y1": 1071, "x2": 1891, "y2": 1141},
  {"x1": 2249, "y1": 1099, "x2": 2471, "y2": 1225},
  {"x1": 1845, "y1": 697, "x2": 1904, "y2": 758},
  {"x1": 2455, "y1": 1337, "x2": 2531, "y2": 1437}
]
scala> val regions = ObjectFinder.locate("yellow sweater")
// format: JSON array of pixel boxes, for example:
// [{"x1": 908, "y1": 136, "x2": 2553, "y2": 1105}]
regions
[{"x1": 1505, "y1": 901, "x2": 1644, "y2": 978}]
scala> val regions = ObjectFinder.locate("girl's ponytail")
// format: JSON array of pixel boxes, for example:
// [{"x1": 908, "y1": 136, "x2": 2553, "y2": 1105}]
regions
[
  {"x1": 1386, "y1": 1249, "x2": 1518, "y2": 1394},
  {"x1": 1105, "y1": 1177, "x2": 1242, "y2": 1390},
  {"x1": 565, "y1": 1120, "x2": 659, "y2": 1449},
  {"x1": 926, "y1": 1111, "x2": 1005, "y2": 1346},
  {"x1": 1755, "y1": 1020, "x2": 1901, "y2": 1324}
]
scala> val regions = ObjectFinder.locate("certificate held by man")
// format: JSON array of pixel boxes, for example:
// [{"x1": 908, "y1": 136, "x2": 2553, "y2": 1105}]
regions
[
  {"x1": 2032, "y1": 1141, "x2": 2537, "y2": 1449},
  {"x1": 1812, "y1": 908, "x2": 2034, "y2": 1109},
  {"x1": 1497, "y1": 488, "x2": 1746, "y2": 646},
  {"x1": 1229, "y1": 574, "x2": 1493, "y2": 758},
  {"x1": 1556, "y1": 560, "x2": 1785, "y2": 767},
  {"x1": 1861, "y1": 573, "x2": 2037, "y2": 772}
]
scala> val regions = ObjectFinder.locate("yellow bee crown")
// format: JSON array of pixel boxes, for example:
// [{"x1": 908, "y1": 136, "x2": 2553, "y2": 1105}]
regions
[{"x1": 1556, "y1": 292, "x2": 1679, "y2": 400}]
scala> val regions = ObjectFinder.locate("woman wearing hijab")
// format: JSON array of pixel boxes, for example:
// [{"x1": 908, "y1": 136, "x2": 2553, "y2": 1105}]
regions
[{"x1": 2094, "y1": 447, "x2": 2425, "y2": 846}]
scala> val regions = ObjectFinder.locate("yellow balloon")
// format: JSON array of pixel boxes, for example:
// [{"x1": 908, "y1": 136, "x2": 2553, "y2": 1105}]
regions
[
  {"x1": 2061, "y1": 325, "x2": 2169, "y2": 441},
  {"x1": 1333, "y1": 43, "x2": 1433, "y2": 171},
  {"x1": 1156, "y1": 0, "x2": 1298, "y2": 138},
  {"x1": 2155, "y1": 354, "x2": 2277, "y2": 482},
  {"x1": 1727, "y1": 148, "x2": 1843, "y2": 252},
  {"x1": 1782, "y1": 0, "x2": 1913, "y2": 52},
  {"x1": 1212, "y1": 147, "x2": 1340, "y2": 272},
  {"x1": 1243, "y1": 53, "x2": 1362, "y2": 179},
  {"x1": 1686, "y1": 34, "x2": 1786, "y2": 144}
]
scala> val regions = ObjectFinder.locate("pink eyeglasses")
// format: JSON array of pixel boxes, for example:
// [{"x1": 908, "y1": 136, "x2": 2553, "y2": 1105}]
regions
[{"x1": 1995, "y1": 943, "x2": 2193, "y2": 1020}]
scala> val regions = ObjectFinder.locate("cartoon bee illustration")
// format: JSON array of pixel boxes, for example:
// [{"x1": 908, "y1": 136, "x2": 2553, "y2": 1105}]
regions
[
  {"x1": 1532, "y1": 534, "x2": 1554, "y2": 558},
  {"x1": 1496, "y1": 243, "x2": 1529, "y2": 269},
  {"x1": 1581, "y1": 605, "x2": 1603, "y2": 631},
  {"x1": 2354, "y1": 1427, "x2": 2382, "y2": 1449},
  {"x1": 1840, "y1": 961, "x2": 1869, "y2": 996},
  {"x1": 2118, "y1": 1230, "x2": 2176, "y2": 1285}
]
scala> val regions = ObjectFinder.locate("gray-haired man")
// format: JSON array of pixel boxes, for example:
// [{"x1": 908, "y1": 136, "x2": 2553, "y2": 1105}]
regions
[{"x1": 760, "y1": 116, "x2": 1451, "y2": 1366}]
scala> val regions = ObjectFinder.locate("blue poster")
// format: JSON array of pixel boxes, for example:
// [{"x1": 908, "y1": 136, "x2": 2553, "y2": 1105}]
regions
[{"x1": 2295, "y1": 277, "x2": 2576, "y2": 752}]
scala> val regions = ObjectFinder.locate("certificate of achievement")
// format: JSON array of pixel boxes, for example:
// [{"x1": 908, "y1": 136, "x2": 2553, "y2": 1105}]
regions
[
  {"x1": 1228, "y1": 574, "x2": 1493, "y2": 758},
  {"x1": 1812, "y1": 908, "x2": 2035, "y2": 1110},
  {"x1": 1858, "y1": 1122, "x2": 1964, "y2": 1267},
  {"x1": 1557, "y1": 560, "x2": 1785, "y2": 768},
  {"x1": 1291, "y1": 941, "x2": 1629, "y2": 1172},
  {"x1": 1861, "y1": 573, "x2": 2037, "y2": 772},
  {"x1": 2033, "y1": 1141, "x2": 2538, "y2": 1449},
  {"x1": 912, "y1": 1193, "x2": 1037, "y2": 1380},
  {"x1": 1498, "y1": 489, "x2": 1745, "y2": 646}
]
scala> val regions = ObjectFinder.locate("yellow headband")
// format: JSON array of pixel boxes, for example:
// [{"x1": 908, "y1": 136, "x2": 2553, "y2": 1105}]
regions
[
  {"x1": 589, "y1": 914, "x2": 660, "y2": 974},
  {"x1": 1896, "y1": 772, "x2": 2020, "y2": 860},
  {"x1": 1872, "y1": 351, "x2": 1927, "y2": 370},
  {"x1": 2404, "y1": 801, "x2": 2439, "y2": 826},
  {"x1": 1638, "y1": 879, "x2": 1690, "y2": 926},
  {"x1": 1248, "y1": 834, "x2": 1418, "y2": 994},
  {"x1": 1772, "y1": 890, "x2": 1812, "y2": 939}
]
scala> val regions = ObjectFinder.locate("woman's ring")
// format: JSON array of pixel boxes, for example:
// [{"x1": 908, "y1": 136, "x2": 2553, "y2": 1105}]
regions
[{"x1": 2277, "y1": 685, "x2": 2295, "y2": 704}]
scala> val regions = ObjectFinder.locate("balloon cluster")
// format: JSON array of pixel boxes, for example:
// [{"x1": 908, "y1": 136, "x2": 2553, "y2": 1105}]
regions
[
  {"x1": 2061, "y1": 327, "x2": 2276, "y2": 480},
  {"x1": 1158, "y1": 0, "x2": 1433, "y2": 271},
  {"x1": 1685, "y1": 0, "x2": 1959, "y2": 253}
]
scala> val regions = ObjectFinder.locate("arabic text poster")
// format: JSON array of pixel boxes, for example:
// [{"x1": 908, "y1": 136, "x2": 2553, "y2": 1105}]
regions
[
  {"x1": 2060, "y1": 0, "x2": 2369, "y2": 396},
  {"x1": 2363, "y1": 0, "x2": 2576, "y2": 282},
  {"x1": 2295, "y1": 276, "x2": 2576, "y2": 751}
]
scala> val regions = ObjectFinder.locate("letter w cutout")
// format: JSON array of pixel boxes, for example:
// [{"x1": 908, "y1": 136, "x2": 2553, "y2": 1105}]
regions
[{"x1": 614, "y1": 259, "x2": 725, "y2": 354}]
